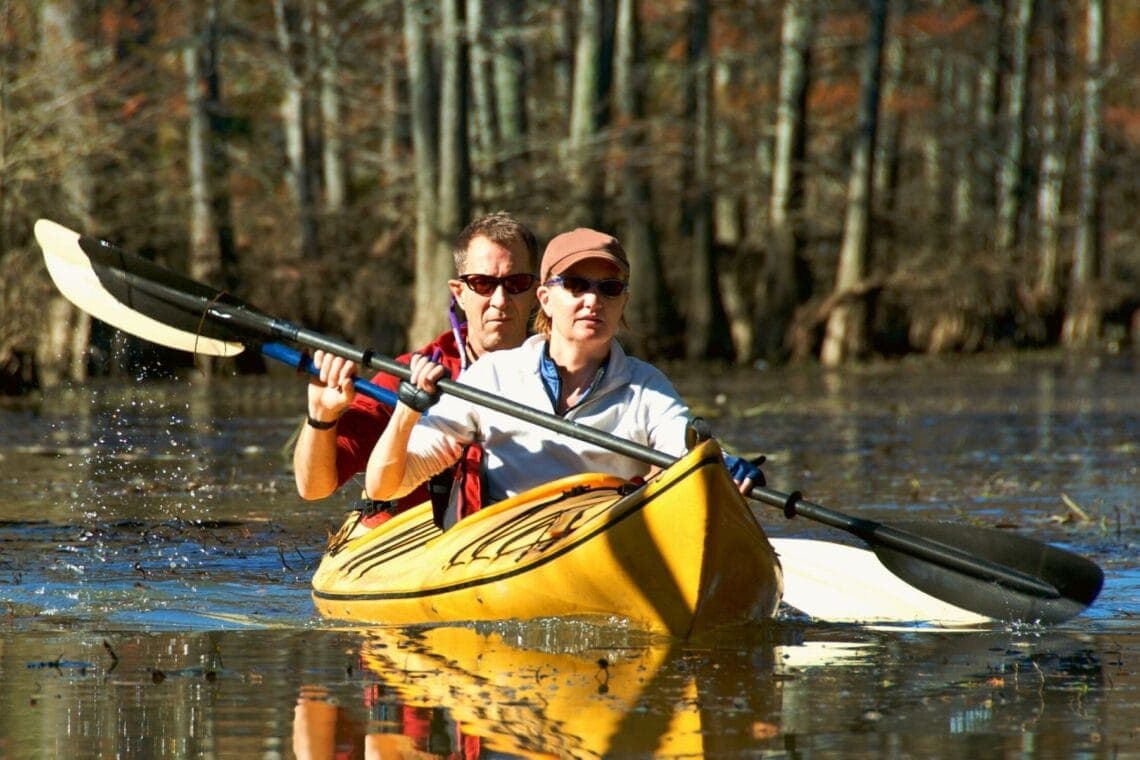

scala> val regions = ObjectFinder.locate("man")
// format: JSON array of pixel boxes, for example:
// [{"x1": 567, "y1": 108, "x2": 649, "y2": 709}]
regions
[{"x1": 293, "y1": 211, "x2": 539, "y2": 522}]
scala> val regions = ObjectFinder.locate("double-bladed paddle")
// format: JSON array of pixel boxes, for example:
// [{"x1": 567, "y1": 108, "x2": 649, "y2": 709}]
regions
[{"x1": 34, "y1": 219, "x2": 1104, "y2": 624}]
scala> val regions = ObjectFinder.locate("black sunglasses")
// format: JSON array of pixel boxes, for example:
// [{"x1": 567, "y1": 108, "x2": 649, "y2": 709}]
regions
[
  {"x1": 544, "y1": 275, "x2": 629, "y2": 298},
  {"x1": 457, "y1": 273, "x2": 538, "y2": 296}
]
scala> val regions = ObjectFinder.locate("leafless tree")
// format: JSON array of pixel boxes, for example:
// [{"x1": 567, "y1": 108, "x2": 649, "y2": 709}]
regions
[{"x1": 820, "y1": 0, "x2": 888, "y2": 366}]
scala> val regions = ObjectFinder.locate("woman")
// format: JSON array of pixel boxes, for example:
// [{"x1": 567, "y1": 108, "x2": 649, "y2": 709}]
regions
[{"x1": 365, "y1": 228, "x2": 760, "y2": 525}]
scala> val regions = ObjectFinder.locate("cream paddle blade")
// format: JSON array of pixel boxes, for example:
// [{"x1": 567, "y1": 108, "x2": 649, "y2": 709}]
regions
[{"x1": 35, "y1": 219, "x2": 245, "y2": 357}]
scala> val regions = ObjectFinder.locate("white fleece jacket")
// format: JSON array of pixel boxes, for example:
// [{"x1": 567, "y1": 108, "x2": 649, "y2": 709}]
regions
[{"x1": 396, "y1": 335, "x2": 691, "y2": 502}]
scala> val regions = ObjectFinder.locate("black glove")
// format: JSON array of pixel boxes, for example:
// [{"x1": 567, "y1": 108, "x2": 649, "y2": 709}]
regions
[{"x1": 397, "y1": 380, "x2": 440, "y2": 413}]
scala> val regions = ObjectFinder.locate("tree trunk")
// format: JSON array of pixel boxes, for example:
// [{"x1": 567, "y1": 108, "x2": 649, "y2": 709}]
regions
[
  {"x1": 614, "y1": 0, "x2": 679, "y2": 358},
  {"x1": 973, "y1": 0, "x2": 1003, "y2": 229},
  {"x1": 317, "y1": 0, "x2": 346, "y2": 214},
  {"x1": 567, "y1": 0, "x2": 609, "y2": 226},
  {"x1": 404, "y1": 0, "x2": 441, "y2": 349},
  {"x1": 1034, "y1": 1, "x2": 1066, "y2": 302},
  {"x1": 491, "y1": 0, "x2": 527, "y2": 198},
  {"x1": 38, "y1": 0, "x2": 94, "y2": 386},
  {"x1": 683, "y1": 0, "x2": 731, "y2": 361},
  {"x1": 713, "y1": 62, "x2": 743, "y2": 250},
  {"x1": 183, "y1": 0, "x2": 237, "y2": 377},
  {"x1": 466, "y1": 0, "x2": 497, "y2": 196},
  {"x1": 406, "y1": 0, "x2": 469, "y2": 348},
  {"x1": 184, "y1": 0, "x2": 234, "y2": 289},
  {"x1": 919, "y1": 51, "x2": 948, "y2": 243},
  {"x1": 380, "y1": 24, "x2": 404, "y2": 174},
  {"x1": 714, "y1": 60, "x2": 753, "y2": 359},
  {"x1": 951, "y1": 58, "x2": 977, "y2": 229},
  {"x1": 274, "y1": 0, "x2": 320, "y2": 260},
  {"x1": 1062, "y1": 0, "x2": 1106, "y2": 347},
  {"x1": 873, "y1": 30, "x2": 904, "y2": 218},
  {"x1": 552, "y1": 5, "x2": 574, "y2": 121},
  {"x1": 435, "y1": 0, "x2": 470, "y2": 259},
  {"x1": 0, "y1": 2, "x2": 8, "y2": 258},
  {"x1": 109, "y1": 0, "x2": 160, "y2": 255},
  {"x1": 758, "y1": 0, "x2": 813, "y2": 363},
  {"x1": 995, "y1": 0, "x2": 1034, "y2": 253},
  {"x1": 820, "y1": 0, "x2": 888, "y2": 366}
]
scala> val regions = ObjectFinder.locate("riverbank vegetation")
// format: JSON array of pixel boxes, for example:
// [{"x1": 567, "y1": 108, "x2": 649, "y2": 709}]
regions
[{"x1": 1, "y1": 0, "x2": 1137, "y2": 392}]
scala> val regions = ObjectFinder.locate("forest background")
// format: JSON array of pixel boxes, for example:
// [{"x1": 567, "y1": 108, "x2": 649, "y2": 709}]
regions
[{"x1": 1, "y1": 0, "x2": 1137, "y2": 394}]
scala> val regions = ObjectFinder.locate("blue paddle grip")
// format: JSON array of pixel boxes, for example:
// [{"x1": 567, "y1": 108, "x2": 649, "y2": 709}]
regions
[{"x1": 261, "y1": 342, "x2": 399, "y2": 407}]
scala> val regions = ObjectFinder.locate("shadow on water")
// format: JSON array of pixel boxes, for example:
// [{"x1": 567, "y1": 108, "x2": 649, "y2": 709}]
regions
[{"x1": 0, "y1": 354, "x2": 1137, "y2": 756}]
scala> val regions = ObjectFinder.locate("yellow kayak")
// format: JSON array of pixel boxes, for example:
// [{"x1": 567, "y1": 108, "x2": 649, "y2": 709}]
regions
[{"x1": 311, "y1": 439, "x2": 782, "y2": 637}]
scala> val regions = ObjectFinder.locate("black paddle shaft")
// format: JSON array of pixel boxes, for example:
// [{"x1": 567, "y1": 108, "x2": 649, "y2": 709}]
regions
[
  {"x1": 109, "y1": 270, "x2": 1068, "y2": 600},
  {"x1": 71, "y1": 229, "x2": 1106, "y2": 620}
]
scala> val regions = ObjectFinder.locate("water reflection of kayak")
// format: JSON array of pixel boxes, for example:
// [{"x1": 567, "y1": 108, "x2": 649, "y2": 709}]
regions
[
  {"x1": 358, "y1": 624, "x2": 704, "y2": 759},
  {"x1": 312, "y1": 440, "x2": 782, "y2": 637}
]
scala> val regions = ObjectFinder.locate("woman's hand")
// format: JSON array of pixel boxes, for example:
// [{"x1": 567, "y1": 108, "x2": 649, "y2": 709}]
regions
[
  {"x1": 366, "y1": 353, "x2": 448, "y2": 501},
  {"x1": 725, "y1": 453, "x2": 765, "y2": 496},
  {"x1": 397, "y1": 353, "x2": 447, "y2": 412}
]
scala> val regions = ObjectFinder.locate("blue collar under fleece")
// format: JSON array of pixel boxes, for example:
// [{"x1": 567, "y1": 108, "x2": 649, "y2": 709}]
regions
[{"x1": 540, "y1": 342, "x2": 609, "y2": 415}]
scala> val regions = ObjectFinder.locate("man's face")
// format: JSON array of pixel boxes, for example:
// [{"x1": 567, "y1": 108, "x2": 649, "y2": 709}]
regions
[{"x1": 449, "y1": 235, "x2": 536, "y2": 356}]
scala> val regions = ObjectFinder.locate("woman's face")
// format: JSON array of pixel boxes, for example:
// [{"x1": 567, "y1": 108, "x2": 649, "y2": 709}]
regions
[{"x1": 537, "y1": 259, "x2": 628, "y2": 351}]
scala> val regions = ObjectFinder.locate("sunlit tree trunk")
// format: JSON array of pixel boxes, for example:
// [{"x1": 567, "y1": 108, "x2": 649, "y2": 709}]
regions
[
  {"x1": 274, "y1": 0, "x2": 319, "y2": 260},
  {"x1": 614, "y1": 0, "x2": 679, "y2": 358},
  {"x1": 1062, "y1": 0, "x2": 1106, "y2": 347},
  {"x1": 1034, "y1": 1, "x2": 1066, "y2": 301},
  {"x1": 406, "y1": 0, "x2": 469, "y2": 347},
  {"x1": 38, "y1": 0, "x2": 93, "y2": 385},
  {"x1": 759, "y1": 0, "x2": 813, "y2": 363},
  {"x1": 820, "y1": 0, "x2": 887, "y2": 366},
  {"x1": 317, "y1": 0, "x2": 345, "y2": 214},
  {"x1": 995, "y1": 0, "x2": 1034, "y2": 253}
]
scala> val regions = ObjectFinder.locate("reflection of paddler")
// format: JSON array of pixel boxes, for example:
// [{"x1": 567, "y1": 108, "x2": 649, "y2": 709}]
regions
[
  {"x1": 294, "y1": 683, "x2": 478, "y2": 759},
  {"x1": 360, "y1": 625, "x2": 706, "y2": 759},
  {"x1": 293, "y1": 686, "x2": 366, "y2": 760}
]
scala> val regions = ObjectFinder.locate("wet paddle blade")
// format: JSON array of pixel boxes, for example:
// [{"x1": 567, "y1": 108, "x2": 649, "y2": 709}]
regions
[
  {"x1": 871, "y1": 521, "x2": 1104, "y2": 625},
  {"x1": 35, "y1": 219, "x2": 248, "y2": 357}
]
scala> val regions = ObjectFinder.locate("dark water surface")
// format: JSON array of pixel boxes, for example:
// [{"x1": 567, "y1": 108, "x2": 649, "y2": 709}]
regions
[{"x1": 0, "y1": 353, "x2": 1136, "y2": 758}]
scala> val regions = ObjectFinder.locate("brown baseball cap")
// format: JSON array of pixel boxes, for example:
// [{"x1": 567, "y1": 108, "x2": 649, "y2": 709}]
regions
[{"x1": 540, "y1": 228, "x2": 630, "y2": 281}]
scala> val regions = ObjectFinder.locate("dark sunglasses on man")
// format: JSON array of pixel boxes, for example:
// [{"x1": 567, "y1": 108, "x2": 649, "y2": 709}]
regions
[{"x1": 457, "y1": 273, "x2": 538, "y2": 296}]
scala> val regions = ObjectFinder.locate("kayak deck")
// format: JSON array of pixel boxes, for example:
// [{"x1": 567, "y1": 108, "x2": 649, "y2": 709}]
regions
[{"x1": 312, "y1": 440, "x2": 782, "y2": 637}]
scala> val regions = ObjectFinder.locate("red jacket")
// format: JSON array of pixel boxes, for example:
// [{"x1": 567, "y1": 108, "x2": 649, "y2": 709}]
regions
[{"x1": 332, "y1": 326, "x2": 466, "y2": 510}]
